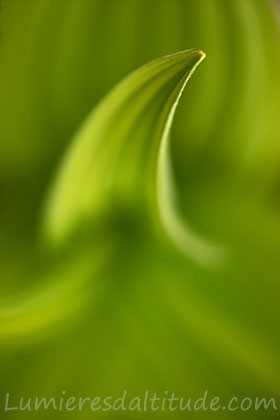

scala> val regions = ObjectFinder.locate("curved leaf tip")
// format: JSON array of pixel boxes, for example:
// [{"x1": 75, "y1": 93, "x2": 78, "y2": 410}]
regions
[{"x1": 43, "y1": 48, "x2": 225, "y2": 267}]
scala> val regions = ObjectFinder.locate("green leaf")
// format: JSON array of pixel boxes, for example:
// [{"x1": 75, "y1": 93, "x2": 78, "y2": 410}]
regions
[{"x1": 43, "y1": 49, "x2": 224, "y2": 267}]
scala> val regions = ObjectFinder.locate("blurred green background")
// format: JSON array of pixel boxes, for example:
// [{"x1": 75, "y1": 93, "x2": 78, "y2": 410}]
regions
[{"x1": 0, "y1": 0, "x2": 280, "y2": 418}]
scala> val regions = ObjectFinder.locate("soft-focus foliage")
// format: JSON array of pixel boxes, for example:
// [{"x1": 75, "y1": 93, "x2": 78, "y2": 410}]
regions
[{"x1": 0, "y1": 1, "x2": 280, "y2": 419}]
